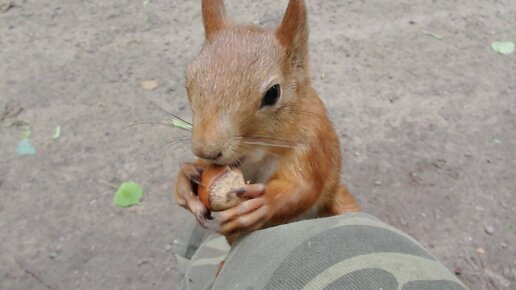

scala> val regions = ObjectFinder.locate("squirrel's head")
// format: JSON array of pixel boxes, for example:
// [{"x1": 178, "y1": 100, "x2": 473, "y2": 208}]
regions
[{"x1": 186, "y1": 0, "x2": 310, "y2": 166}]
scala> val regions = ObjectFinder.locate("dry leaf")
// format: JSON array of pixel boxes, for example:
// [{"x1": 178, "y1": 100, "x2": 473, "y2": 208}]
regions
[
  {"x1": 0, "y1": 100, "x2": 23, "y2": 122},
  {"x1": 53, "y1": 126, "x2": 61, "y2": 139},
  {"x1": 140, "y1": 80, "x2": 159, "y2": 91},
  {"x1": 0, "y1": 1, "x2": 14, "y2": 13},
  {"x1": 423, "y1": 31, "x2": 443, "y2": 40}
]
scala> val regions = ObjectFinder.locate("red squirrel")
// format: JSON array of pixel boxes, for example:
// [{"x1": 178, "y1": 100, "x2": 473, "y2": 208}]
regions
[{"x1": 175, "y1": 0, "x2": 360, "y2": 238}]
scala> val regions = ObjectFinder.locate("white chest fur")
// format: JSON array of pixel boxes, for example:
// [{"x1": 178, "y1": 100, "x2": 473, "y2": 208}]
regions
[
  {"x1": 240, "y1": 149, "x2": 321, "y2": 221},
  {"x1": 241, "y1": 149, "x2": 278, "y2": 184}
]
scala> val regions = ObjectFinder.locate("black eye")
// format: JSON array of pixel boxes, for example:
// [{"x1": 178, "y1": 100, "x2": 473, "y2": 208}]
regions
[{"x1": 260, "y1": 84, "x2": 281, "y2": 108}]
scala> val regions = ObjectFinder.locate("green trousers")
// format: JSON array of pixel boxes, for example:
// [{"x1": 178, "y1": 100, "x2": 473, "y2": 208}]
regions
[{"x1": 178, "y1": 213, "x2": 468, "y2": 290}]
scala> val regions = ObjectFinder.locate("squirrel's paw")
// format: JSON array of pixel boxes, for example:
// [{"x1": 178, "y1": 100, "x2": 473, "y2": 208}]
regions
[
  {"x1": 217, "y1": 184, "x2": 270, "y2": 235},
  {"x1": 175, "y1": 162, "x2": 212, "y2": 227}
]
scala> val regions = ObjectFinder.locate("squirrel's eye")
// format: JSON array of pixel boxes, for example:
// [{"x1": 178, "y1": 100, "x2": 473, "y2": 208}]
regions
[{"x1": 260, "y1": 84, "x2": 281, "y2": 108}]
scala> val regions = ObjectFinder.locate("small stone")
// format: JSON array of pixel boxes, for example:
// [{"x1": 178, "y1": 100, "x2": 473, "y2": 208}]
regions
[
  {"x1": 374, "y1": 180, "x2": 382, "y2": 186},
  {"x1": 49, "y1": 252, "x2": 58, "y2": 259},
  {"x1": 140, "y1": 80, "x2": 159, "y2": 91},
  {"x1": 485, "y1": 225, "x2": 495, "y2": 235},
  {"x1": 454, "y1": 267, "x2": 462, "y2": 276},
  {"x1": 434, "y1": 209, "x2": 441, "y2": 220},
  {"x1": 501, "y1": 242, "x2": 507, "y2": 249},
  {"x1": 476, "y1": 247, "x2": 486, "y2": 255}
]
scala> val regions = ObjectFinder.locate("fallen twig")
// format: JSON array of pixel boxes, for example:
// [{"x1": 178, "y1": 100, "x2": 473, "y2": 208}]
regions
[{"x1": 15, "y1": 257, "x2": 56, "y2": 290}]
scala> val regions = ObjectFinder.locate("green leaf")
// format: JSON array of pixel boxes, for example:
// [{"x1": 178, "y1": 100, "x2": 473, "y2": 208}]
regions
[
  {"x1": 53, "y1": 126, "x2": 61, "y2": 139},
  {"x1": 114, "y1": 182, "x2": 144, "y2": 207},
  {"x1": 21, "y1": 127, "x2": 31, "y2": 139},
  {"x1": 171, "y1": 117, "x2": 193, "y2": 131},
  {"x1": 491, "y1": 41, "x2": 514, "y2": 55},
  {"x1": 16, "y1": 138, "x2": 36, "y2": 155}
]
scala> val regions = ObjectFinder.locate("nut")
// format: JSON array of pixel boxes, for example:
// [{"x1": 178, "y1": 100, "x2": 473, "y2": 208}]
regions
[{"x1": 198, "y1": 165, "x2": 245, "y2": 211}]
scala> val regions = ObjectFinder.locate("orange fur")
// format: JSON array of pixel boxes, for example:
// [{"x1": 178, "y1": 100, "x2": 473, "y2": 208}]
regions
[
  {"x1": 175, "y1": 0, "x2": 360, "y2": 237},
  {"x1": 201, "y1": 0, "x2": 228, "y2": 40}
]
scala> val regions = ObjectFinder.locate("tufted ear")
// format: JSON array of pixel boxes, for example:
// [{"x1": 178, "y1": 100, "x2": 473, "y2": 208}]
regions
[
  {"x1": 276, "y1": 0, "x2": 309, "y2": 68},
  {"x1": 201, "y1": 0, "x2": 228, "y2": 40}
]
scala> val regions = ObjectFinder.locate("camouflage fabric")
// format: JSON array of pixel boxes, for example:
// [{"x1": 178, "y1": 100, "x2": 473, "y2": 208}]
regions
[{"x1": 179, "y1": 213, "x2": 468, "y2": 290}]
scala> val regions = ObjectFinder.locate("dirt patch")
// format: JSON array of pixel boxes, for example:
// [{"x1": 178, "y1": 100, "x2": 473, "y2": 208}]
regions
[{"x1": 0, "y1": 0, "x2": 515, "y2": 289}]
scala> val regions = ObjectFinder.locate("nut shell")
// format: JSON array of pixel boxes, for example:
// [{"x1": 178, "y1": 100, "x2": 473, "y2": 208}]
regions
[{"x1": 198, "y1": 165, "x2": 245, "y2": 211}]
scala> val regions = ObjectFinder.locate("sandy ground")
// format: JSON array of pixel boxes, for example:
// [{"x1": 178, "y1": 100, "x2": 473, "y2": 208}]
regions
[{"x1": 1, "y1": 0, "x2": 515, "y2": 289}]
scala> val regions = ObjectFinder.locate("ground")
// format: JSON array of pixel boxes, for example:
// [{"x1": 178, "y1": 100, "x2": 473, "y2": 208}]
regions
[{"x1": 0, "y1": 0, "x2": 515, "y2": 289}]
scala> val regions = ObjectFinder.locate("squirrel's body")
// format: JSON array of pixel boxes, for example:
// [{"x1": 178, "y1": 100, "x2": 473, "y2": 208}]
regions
[{"x1": 175, "y1": 0, "x2": 359, "y2": 237}]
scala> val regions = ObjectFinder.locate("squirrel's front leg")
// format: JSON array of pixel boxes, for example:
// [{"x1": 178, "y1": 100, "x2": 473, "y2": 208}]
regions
[
  {"x1": 175, "y1": 160, "x2": 212, "y2": 227},
  {"x1": 218, "y1": 178, "x2": 317, "y2": 236}
]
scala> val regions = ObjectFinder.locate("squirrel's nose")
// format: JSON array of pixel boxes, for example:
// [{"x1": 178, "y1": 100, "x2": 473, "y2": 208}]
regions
[
  {"x1": 191, "y1": 120, "x2": 224, "y2": 160},
  {"x1": 201, "y1": 151, "x2": 223, "y2": 160},
  {"x1": 192, "y1": 145, "x2": 223, "y2": 161}
]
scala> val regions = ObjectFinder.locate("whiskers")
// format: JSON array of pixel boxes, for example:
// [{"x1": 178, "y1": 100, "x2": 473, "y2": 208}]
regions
[
  {"x1": 122, "y1": 99, "x2": 193, "y2": 132},
  {"x1": 125, "y1": 121, "x2": 176, "y2": 130},
  {"x1": 289, "y1": 108, "x2": 327, "y2": 120},
  {"x1": 229, "y1": 135, "x2": 301, "y2": 161},
  {"x1": 159, "y1": 136, "x2": 192, "y2": 169},
  {"x1": 237, "y1": 136, "x2": 301, "y2": 149},
  {"x1": 122, "y1": 99, "x2": 194, "y2": 171},
  {"x1": 242, "y1": 140, "x2": 297, "y2": 149},
  {"x1": 148, "y1": 100, "x2": 193, "y2": 130}
]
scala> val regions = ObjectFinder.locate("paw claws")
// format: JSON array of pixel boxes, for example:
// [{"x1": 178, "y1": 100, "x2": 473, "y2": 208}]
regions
[{"x1": 191, "y1": 174, "x2": 201, "y2": 184}]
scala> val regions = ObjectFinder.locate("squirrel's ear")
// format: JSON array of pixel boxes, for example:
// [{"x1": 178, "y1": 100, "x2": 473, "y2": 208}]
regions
[
  {"x1": 202, "y1": 0, "x2": 227, "y2": 40},
  {"x1": 276, "y1": 0, "x2": 308, "y2": 67}
]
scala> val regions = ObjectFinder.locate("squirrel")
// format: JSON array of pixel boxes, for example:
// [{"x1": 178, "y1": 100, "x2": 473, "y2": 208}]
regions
[{"x1": 175, "y1": 0, "x2": 360, "y2": 239}]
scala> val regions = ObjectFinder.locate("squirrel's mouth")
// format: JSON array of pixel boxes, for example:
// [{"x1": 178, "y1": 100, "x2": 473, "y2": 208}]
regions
[{"x1": 216, "y1": 156, "x2": 246, "y2": 168}]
